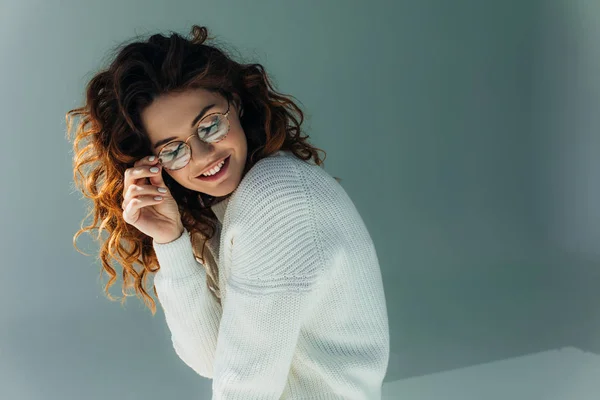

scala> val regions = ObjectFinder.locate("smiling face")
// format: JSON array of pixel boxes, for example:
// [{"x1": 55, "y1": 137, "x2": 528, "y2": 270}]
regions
[{"x1": 140, "y1": 87, "x2": 248, "y2": 199}]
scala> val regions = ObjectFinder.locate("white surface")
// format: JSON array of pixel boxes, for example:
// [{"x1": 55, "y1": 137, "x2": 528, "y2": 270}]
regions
[{"x1": 382, "y1": 347, "x2": 600, "y2": 400}]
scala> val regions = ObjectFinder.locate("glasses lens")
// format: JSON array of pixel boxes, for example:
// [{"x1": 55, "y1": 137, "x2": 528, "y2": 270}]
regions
[
  {"x1": 159, "y1": 142, "x2": 191, "y2": 170},
  {"x1": 198, "y1": 114, "x2": 228, "y2": 143},
  {"x1": 158, "y1": 114, "x2": 229, "y2": 170}
]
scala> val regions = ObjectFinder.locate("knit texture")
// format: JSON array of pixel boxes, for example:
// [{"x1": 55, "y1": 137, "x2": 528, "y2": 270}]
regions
[{"x1": 152, "y1": 150, "x2": 389, "y2": 399}]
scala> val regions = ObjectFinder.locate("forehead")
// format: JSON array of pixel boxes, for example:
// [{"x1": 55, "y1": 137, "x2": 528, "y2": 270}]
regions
[{"x1": 140, "y1": 88, "x2": 221, "y2": 139}]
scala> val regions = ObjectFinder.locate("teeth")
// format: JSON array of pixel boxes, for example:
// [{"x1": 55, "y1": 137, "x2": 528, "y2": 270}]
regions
[{"x1": 202, "y1": 159, "x2": 225, "y2": 176}]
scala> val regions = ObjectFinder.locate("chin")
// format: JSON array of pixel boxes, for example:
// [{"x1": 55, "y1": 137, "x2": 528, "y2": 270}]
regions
[
  {"x1": 197, "y1": 175, "x2": 239, "y2": 198},
  {"x1": 203, "y1": 188, "x2": 233, "y2": 198},
  {"x1": 191, "y1": 151, "x2": 245, "y2": 198}
]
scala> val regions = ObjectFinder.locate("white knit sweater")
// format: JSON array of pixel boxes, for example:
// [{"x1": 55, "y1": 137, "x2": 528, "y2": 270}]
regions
[{"x1": 152, "y1": 150, "x2": 389, "y2": 399}]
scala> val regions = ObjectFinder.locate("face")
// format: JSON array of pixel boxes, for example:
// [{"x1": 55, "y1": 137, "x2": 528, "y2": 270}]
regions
[{"x1": 140, "y1": 87, "x2": 247, "y2": 199}]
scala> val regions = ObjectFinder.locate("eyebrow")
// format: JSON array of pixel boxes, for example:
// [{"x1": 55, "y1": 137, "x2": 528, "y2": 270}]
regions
[{"x1": 153, "y1": 103, "x2": 216, "y2": 150}]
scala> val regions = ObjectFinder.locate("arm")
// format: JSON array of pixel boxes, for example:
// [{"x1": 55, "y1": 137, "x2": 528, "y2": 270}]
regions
[
  {"x1": 211, "y1": 169, "x2": 324, "y2": 399},
  {"x1": 153, "y1": 227, "x2": 222, "y2": 379}
]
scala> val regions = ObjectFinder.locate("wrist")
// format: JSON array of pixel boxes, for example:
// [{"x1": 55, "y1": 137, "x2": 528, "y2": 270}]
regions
[{"x1": 155, "y1": 226, "x2": 184, "y2": 244}]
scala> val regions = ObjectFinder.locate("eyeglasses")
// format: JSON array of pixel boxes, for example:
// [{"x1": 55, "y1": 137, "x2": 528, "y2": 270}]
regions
[{"x1": 156, "y1": 101, "x2": 231, "y2": 171}]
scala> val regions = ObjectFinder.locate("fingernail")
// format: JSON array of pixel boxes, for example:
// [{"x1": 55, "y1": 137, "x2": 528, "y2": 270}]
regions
[
  {"x1": 150, "y1": 167, "x2": 159, "y2": 173},
  {"x1": 148, "y1": 156, "x2": 156, "y2": 161}
]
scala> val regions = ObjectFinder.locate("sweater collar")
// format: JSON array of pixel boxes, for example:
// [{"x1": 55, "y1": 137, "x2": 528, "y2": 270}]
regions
[{"x1": 210, "y1": 196, "x2": 230, "y2": 225}]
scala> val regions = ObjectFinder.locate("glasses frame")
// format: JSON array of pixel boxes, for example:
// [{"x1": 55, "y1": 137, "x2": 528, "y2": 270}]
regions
[{"x1": 156, "y1": 100, "x2": 232, "y2": 171}]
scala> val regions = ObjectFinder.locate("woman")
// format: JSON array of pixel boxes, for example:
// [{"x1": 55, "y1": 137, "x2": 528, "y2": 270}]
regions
[{"x1": 66, "y1": 25, "x2": 389, "y2": 399}]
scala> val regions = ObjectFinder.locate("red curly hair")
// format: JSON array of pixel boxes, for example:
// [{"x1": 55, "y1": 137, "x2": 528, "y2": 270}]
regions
[{"x1": 65, "y1": 25, "x2": 341, "y2": 314}]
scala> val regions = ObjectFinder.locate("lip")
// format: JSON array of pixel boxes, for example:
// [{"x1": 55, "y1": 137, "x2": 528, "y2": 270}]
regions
[
  {"x1": 196, "y1": 154, "x2": 230, "y2": 178},
  {"x1": 195, "y1": 155, "x2": 230, "y2": 180}
]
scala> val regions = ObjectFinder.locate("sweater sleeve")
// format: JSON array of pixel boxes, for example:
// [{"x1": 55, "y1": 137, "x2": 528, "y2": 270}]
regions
[
  {"x1": 152, "y1": 227, "x2": 222, "y2": 379},
  {"x1": 211, "y1": 169, "x2": 324, "y2": 399}
]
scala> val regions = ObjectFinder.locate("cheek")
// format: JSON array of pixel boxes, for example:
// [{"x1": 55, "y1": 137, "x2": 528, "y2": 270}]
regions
[
  {"x1": 219, "y1": 129, "x2": 239, "y2": 146},
  {"x1": 229, "y1": 126, "x2": 246, "y2": 144}
]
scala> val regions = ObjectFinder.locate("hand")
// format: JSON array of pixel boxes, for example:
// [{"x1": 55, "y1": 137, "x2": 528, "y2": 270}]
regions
[{"x1": 121, "y1": 155, "x2": 184, "y2": 244}]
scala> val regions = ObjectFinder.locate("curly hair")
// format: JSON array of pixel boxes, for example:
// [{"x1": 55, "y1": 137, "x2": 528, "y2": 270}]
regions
[{"x1": 65, "y1": 25, "x2": 342, "y2": 315}]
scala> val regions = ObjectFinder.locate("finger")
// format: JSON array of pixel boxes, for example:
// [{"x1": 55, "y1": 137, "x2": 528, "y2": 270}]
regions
[
  {"x1": 123, "y1": 178, "x2": 165, "y2": 208},
  {"x1": 139, "y1": 155, "x2": 161, "y2": 188},
  {"x1": 123, "y1": 194, "x2": 164, "y2": 220},
  {"x1": 124, "y1": 156, "x2": 160, "y2": 191},
  {"x1": 122, "y1": 183, "x2": 144, "y2": 209},
  {"x1": 134, "y1": 155, "x2": 159, "y2": 168},
  {"x1": 122, "y1": 197, "x2": 143, "y2": 222},
  {"x1": 148, "y1": 162, "x2": 166, "y2": 188}
]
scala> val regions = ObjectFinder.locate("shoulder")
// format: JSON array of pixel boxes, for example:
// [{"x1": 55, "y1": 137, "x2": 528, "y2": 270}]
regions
[
  {"x1": 245, "y1": 150, "x2": 317, "y2": 182},
  {"x1": 228, "y1": 151, "x2": 313, "y2": 223},
  {"x1": 224, "y1": 151, "x2": 329, "y2": 287},
  {"x1": 231, "y1": 150, "x2": 333, "y2": 214}
]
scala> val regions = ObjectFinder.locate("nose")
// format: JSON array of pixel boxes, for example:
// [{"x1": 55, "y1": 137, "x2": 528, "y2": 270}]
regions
[{"x1": 188, "y1": 136, "x2": 216, "y2": 167}]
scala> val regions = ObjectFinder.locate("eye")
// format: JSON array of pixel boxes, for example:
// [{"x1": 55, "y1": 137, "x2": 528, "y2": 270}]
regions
[
  {"x1": 164, "y1": 148, "x2": 178, "y2": 157},
  {"x1": 198, "y1": 121, "x2": 218, "y2": 137},
  {"x1": 162, "y1": 142, "x2": 185, "y2": 158}
]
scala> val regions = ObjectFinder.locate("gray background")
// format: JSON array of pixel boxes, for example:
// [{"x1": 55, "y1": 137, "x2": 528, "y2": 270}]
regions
[{"x1": 1, "y1": 0, "x2": 599, "y2": 398}]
